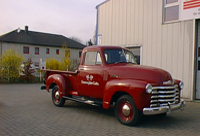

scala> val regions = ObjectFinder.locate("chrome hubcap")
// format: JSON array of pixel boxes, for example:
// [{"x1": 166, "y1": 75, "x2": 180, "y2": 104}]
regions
[
  {"x1": 55, "y1": 91, "x2": 60, "y2": 100},
  {"x1": 122, "y1": 104, "x2": 131, "y2": 116}
]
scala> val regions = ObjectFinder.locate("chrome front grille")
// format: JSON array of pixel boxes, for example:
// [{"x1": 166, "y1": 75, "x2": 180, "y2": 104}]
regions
[{"x1": 150, "y1": 85, "x2": 180, "y2": 107}]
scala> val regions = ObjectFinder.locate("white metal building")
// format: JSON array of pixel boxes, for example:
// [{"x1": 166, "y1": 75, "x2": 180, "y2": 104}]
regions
[{"x1": 96, "y1": 0, "x2": 200, "y2": 100}]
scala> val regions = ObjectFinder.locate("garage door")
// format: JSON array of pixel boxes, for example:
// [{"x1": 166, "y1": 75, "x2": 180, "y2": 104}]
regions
[{"x1": 196, "y1": 21, "x2": 200, "y2": 100}]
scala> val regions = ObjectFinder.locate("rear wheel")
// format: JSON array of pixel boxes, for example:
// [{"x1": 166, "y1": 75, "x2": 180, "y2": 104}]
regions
[
  {"x1": 52, "y1": 85, "x2": 65, "y2": 107},
  {"x1": 115, "y1": 95, "x2": 140, "y2": 126}
]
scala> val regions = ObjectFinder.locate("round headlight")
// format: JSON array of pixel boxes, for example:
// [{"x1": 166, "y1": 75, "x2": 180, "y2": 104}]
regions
[
  {"x1": 146, "y1": 83, "x2": 153, "y2": 94},
  {"x1": 179, "y1": 81, "x2": 184, "y2": 90}
]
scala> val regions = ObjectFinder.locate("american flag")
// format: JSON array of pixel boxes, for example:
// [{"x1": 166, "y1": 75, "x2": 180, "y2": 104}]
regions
[{"x1": 183, "y1": 0, "x2": 200, "y2": 10}]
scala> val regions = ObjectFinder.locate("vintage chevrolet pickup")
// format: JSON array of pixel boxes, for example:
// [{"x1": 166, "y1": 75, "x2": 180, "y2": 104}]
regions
[{"x1": 41, "y1": 46, "x2": 185, "y2": 126}]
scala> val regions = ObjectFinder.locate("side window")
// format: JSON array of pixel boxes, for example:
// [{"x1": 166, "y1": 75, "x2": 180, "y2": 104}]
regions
[
  {"x1": 96, "y1": 52, "x2": 102, "y2": 65},
  {"x1": 84, "y1": 51, "x2": 102, "y2": 65}
]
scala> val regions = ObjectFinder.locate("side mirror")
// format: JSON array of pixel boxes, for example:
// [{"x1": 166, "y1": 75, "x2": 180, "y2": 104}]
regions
[{"x1": 75, "y1": 70, "x2": 79, "y2": 74}]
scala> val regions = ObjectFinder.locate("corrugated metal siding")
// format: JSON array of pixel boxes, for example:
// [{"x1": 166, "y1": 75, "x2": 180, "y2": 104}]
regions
[{"x1": 97, "y1": 0, "x2": 195, "y2": 99}]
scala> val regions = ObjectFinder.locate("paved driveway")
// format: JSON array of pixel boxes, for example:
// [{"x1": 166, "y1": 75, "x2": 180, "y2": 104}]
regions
[{"x1": 0, "y1": 84, "x2": 199, "y2": 136}]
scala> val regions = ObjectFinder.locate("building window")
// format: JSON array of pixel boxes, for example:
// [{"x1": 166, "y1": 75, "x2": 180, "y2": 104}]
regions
[
  {"x1": 46, "y1": 48, "x2": 49, "y2": 54},
  {"x1": 23, "y1": 46, "x2": 29, "y2": 54},
  {"x1": 35, "y1": 47, "x2": 39, "y2": 55},
  {"x1": 166, "y1": 0, "x2": 178, "y2": 4},
  {"x1": 163, "y1": 0, "x2": 179, "y2": 22},
  {"x1": 56, "y1": 49, "x2": 59, "y2": 55},
  {"x1": 79, "y1": 51, "x2": 82, "y2": 58}
]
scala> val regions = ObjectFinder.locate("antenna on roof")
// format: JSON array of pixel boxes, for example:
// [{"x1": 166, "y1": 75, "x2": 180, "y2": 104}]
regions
[{"x1": 17, "y1": 28, "x2": 21, "y2": 33}]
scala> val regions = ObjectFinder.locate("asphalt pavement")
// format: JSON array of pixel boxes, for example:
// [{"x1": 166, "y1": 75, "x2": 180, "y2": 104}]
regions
[{"x1": 0, "y1": 84, "x2": 199, "y2": 136}]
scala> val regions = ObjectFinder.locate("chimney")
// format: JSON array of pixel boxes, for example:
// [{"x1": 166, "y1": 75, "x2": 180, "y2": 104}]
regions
[{"x1": 25, "y1": 26, "x2": 28, "y2": 34}]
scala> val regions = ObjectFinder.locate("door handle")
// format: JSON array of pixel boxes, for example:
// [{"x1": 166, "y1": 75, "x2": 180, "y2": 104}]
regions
[{"x1": 79, "y1": 68, "x2": 84, "y2": 70}]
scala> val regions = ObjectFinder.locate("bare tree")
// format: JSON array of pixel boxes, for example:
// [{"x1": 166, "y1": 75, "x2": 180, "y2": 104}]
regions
[
  {"x1": 87, "y1": 39, "x2": 93, "y2": 46},
  {"x1": 70, "y1": 37, "x2": 83, "y2": 44},
  {"x1": 70, "y1": 59, "x2": 80, "y2": 71},
  {"x1": 92, "y1": 29, "x2": 97, "y2": 45}
]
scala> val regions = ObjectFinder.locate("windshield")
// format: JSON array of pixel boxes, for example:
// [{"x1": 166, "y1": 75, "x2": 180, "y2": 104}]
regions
[{"x1": 104, "y1": 49, "x2": 137, "y2": 64}]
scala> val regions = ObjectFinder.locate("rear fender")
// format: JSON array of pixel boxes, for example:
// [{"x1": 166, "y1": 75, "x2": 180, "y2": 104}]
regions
[
  {"x1": 103, "y1": 79, "x2": 151, "y2": 111},
  {"x1": 46, "y1": 74, "x2": 67, "y2": 97}
]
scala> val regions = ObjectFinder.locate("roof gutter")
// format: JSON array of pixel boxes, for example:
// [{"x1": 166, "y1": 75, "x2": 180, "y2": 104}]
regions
[
  {"x1": 95, "y1": 0, "x2": 110, "y2": 9},
  {"x1": 95, "y1": 7, "x2": 99, "y2": 45}
]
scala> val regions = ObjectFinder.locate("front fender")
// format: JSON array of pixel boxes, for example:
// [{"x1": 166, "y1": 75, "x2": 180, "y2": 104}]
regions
[
  {"x1": 46, "y1": 74, "x2": 67, "y2": 97},
  {"x1": 103, "y1": 79, "x2": 151, "y2": 111}
]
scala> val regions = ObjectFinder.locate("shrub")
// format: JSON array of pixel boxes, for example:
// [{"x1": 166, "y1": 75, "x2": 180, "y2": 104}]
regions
[
  {"x1": 0, "y1": 47, "x2": 24, "y2": 83},
  {"x1": 46, "y1": 58, "x2": 62, "y2": 70},
  {"x1": 20, "y1": 58, "x2": 35, "y2": 82},
  {"x1": 61, "y1": 43, "x2": 71, "y2": 70},
  {"x1": 46, "y1": 43, "x2": 71, "y2": 71}
]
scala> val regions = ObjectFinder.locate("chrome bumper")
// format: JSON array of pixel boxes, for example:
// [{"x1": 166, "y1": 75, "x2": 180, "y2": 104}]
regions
[{"x1": 143, "y1": 99, "x2": 186, "y2": 115}]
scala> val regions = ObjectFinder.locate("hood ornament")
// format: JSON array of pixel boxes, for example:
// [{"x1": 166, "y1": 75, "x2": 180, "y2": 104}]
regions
[{"x1": 163, "y1": 80, "x2": 174, "y2": 85}]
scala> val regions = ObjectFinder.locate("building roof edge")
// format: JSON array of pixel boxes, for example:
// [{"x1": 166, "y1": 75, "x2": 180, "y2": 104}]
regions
[{"x1": 96, "y1": 0, "x2": 110, "y2": 9}]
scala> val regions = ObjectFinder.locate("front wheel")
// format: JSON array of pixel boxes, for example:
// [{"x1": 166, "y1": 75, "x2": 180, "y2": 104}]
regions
[
  {"x1": 115, "y1": 95, "x2": 140, "y2": 126},
  {"x1": 52, "y1": 85, "x2": 65, "y2": 107}
]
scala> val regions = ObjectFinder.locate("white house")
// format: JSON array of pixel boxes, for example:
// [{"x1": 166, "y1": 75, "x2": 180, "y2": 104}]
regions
[
  {"x1": 0, "y1": 26, "x2": 85, "y2": 69},
  {"x1": 96, "y1": 0, "x2": 200, "y2": 101}
]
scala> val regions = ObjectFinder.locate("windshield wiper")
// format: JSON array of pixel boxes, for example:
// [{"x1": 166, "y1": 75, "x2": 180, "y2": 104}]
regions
[
  {"x1": 127, "y1": 61, "x2": 136, "y2": 64},
  {"x1": 115, "y1": 61, "x2": 136, "y2": 64},
  {"x1": 115, "y1": 61, "x2": 128, "y2": 64}
]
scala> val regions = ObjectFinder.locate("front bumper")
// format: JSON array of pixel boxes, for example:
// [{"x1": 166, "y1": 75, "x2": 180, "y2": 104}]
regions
[{"x1": 143, "y1": 99, "x2": 186, "y2": 115}]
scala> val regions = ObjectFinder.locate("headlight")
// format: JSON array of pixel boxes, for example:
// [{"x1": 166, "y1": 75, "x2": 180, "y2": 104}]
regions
[
  {"x1": 179, "y1": 81, "x2": 184, "y2": 90},
  {"x1": 146, "y1": 83, "x2": 153, "y2": 94}
]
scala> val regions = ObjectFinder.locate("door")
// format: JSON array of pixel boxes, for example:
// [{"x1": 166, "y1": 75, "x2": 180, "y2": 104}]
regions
[
  {"x1": 78, "y1": 51, "x2": 104, "y2": 99},
  {"x1": 196, "y1": 20, "x2": 200, "y2": 100}
]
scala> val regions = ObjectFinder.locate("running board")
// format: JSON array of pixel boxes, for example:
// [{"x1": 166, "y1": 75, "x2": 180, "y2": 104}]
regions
[{"x1": 63, "y1": 96, "x2": 102, "y2": 106}]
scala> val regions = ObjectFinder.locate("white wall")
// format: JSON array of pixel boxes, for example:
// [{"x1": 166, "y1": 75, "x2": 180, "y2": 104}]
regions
[
  {"x1": 97, "y1": 0, "x2": 195, "y2": 100},
  {"x1": 70, "y1": 48, "x2": 82, "y2": 60}
]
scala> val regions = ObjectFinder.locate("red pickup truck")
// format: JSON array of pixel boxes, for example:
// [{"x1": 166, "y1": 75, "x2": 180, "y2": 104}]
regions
[{"x1": 41, "y1": 46, "x2": 185, "y2": 126}]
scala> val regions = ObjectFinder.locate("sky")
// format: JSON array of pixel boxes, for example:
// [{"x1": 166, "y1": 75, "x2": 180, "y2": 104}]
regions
[{"x1": 0, "y1": 0, "x2": 105, "y2": 44}]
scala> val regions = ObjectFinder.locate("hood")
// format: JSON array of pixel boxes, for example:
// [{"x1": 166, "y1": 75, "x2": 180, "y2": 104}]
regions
[{"x1": 109, "y1": 64, "x2": 173, "y2": 86}]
